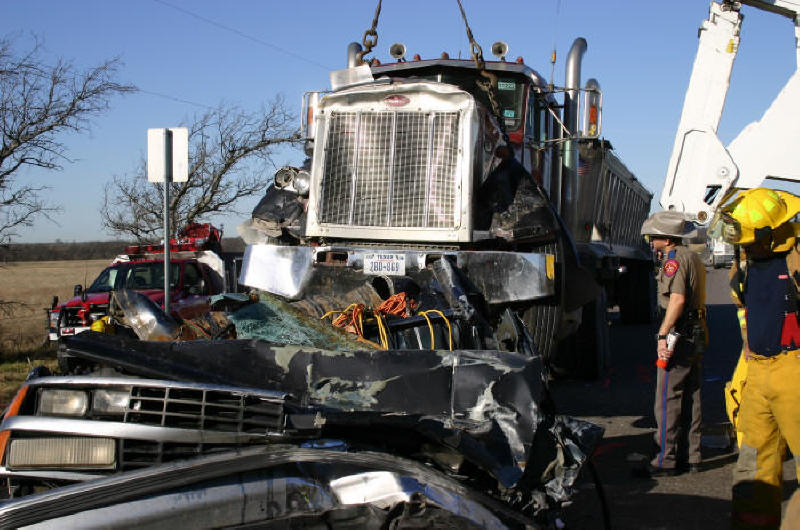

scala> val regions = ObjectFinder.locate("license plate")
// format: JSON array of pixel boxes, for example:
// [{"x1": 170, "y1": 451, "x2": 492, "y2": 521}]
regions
[{"x1": 363, "y1": 253, "x2": 406, "y2": 276}]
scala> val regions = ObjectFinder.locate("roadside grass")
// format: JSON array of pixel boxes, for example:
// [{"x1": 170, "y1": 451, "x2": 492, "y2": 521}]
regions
[
  {"x1": 0, "y1": 357, "x2": 58, "y2": 406},
  {"x1": 0, "y1": 260, "x2": 108, "y2": 405},
  {"x1": 0, "y1": 260, "x2": 108, "y2": 357}
]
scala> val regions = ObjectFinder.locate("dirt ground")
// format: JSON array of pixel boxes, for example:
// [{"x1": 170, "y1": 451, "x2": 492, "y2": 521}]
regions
[{"x1": 554, "y1": 267, "x2": 797, "y2": 529}]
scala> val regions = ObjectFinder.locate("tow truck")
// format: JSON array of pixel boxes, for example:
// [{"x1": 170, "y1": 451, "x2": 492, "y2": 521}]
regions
[
  {"x1": 47, "y1": 223, "x2": 234, "y2": 341},
  {"x1": 661, "y1": 0, "x2": 800, "y2": 220}
]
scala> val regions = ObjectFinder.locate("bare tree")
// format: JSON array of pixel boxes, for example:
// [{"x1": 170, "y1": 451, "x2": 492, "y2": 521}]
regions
[
  {"x1": 0, "y1": 37, "x2": 136, "y2": 245},
  {"x1": 101, "y1": 98, "x2": 298, "y2": 241}
]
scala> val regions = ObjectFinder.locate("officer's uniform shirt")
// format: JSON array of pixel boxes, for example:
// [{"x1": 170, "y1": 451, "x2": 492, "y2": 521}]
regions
[{"x1": 656, "y1": 245, "x2": 706, "y2": 316}]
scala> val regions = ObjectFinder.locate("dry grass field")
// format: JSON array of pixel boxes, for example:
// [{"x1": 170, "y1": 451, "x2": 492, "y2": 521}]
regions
[{"x1": 0, "y1": 260, "x2": 108, "y2": 358}]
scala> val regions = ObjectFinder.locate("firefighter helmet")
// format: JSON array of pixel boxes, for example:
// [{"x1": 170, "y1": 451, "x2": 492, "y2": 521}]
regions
[{"x1": 710, "y1": 188, "x2": 800, "y2": 251}]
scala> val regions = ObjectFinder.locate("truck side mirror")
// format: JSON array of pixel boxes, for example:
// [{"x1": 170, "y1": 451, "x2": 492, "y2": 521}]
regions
[
  {"x1": 73, "y1": 284, "x2": 83, "y2": 297},
  {"x1": 188, "y1": 279, "x2": 205, "y2": 296},
  {"x1": 51, "y1": 296, "x2": 59, "y2": 308}
]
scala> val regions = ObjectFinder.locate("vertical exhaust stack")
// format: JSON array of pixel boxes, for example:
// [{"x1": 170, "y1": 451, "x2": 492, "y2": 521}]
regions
[
  {"x1": 347, "y1": 42, "x2": 363, "y2": 68},
  {"x1": 562, "y1": 38, "x2": 588, "y2": 234}
]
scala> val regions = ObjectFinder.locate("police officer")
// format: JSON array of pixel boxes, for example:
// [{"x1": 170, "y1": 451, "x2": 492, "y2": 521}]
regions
[{"x1": 639, "y1": 210, "x2": 707, "y2": 477}]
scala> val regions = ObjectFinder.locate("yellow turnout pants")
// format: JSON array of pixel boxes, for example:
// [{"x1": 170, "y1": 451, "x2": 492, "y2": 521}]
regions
[{"x1": 732, "y1": 351, "x2": 800, "y2": 529}]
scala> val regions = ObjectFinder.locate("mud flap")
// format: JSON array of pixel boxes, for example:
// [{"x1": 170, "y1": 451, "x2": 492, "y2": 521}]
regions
[
  {"x1": 550, "y1": 289, "x2": 610, "y2": 380},
  {"x1": 618, "y1": 261, "x2": 655, "y2": 325}
]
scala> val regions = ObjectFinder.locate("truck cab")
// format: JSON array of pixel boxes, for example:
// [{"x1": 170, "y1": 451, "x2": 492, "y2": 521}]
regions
[{"x1": 238, "y1": 41, "x2": 651, "y2": 377}]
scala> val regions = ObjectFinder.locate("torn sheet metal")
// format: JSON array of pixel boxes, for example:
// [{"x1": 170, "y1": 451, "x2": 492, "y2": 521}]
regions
[
  {"x1": 59, "y1": 331, "x2": 599, "y2": 501},
  {"x1": 239, "y1": 243, "x2": 555, "y2": 305},
  {"x1": 456, "y1": 251, "x2": 555, "y2": 304}
]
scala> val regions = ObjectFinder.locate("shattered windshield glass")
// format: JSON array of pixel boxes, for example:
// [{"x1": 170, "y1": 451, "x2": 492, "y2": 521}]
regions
[{"x1": 227, "y1": 293, "x2": 371, "y2": 350}]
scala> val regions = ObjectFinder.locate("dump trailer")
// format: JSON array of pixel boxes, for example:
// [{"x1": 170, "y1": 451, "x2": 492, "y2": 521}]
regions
[{"x1": 239, "y1": 38, "x2": 652, "y2": 378}]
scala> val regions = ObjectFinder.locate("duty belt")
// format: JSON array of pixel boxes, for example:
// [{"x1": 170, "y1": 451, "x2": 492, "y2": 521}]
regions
[
  {"x1": 657, "y1": 308, "x2": 707, "y2": 322},
  {"x1": 687, "y1": 308, "x2": 707, "y2": 321}
]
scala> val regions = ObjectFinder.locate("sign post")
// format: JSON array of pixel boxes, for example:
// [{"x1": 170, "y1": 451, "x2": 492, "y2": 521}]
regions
[
  {"x1": 147, "y1": 127, "x2": 188, "y2": 316},
  {"x1": 162, "y1": 129, "x2": 172, "y2": 313}
]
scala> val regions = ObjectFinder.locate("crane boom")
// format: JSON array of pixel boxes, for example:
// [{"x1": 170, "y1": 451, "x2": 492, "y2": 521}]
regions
[{"x1": 660, "y1": 0, "x2": 800, "y2": 223}]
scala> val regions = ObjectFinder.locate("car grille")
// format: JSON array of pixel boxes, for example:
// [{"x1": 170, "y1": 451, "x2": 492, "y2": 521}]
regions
[
  {"x1": 318, "y1": 111, "x2": 461, "y2": 229},
  {"x1": 124, "y1": 385, "x2": 285, "y2": 434},
  {"x1": 119, "y1": 440, "x2": 235, "y2": 471}
]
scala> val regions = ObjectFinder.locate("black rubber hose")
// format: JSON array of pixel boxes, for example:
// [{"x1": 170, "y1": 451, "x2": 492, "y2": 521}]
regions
[{"x1": 586, "y1": 458, "x2": 612, "y2": 530}]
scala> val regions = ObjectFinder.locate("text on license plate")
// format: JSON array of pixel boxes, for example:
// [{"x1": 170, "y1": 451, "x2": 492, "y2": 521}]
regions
[{"x1": 363, "y1": 253, "x2": 406, "y2": 276}]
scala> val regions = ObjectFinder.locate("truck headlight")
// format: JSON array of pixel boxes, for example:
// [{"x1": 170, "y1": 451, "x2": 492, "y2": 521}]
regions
[
  {"x1": 93, "y1": 389, "x2": 130, "y2": 414},
  {"x1": 38, "y1": 389, "x2": 88, "y2": 417},
  {"x1": 7, "y1": 437, "x2": 116, "y2": 470},
  {"x1": 294, "y1": 170, "x2": 310, "y2": 196},
  {"x1": 274, "y1": 166, "x2": 297, "y2": 189}
]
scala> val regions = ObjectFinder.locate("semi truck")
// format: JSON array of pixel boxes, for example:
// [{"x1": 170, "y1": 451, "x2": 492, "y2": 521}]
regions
[{"x1": 238, "y1": 37, "x2": 652, "y2": 378}]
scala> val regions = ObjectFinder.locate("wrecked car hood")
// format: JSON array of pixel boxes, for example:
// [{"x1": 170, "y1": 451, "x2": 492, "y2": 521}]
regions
[{"x1": 61, "y1": 332, "x2": 602, "y2": 500}]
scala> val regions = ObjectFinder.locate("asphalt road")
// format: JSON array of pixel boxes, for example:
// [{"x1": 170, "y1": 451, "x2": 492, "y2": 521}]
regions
[{"x1": 553, "y1": 267, "x2": 798, "y2": 529}]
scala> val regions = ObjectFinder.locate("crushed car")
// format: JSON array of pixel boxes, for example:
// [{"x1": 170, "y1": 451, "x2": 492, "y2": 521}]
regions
[{"x1": 0, "y1": 292, "x2": 602, "y2": 528}]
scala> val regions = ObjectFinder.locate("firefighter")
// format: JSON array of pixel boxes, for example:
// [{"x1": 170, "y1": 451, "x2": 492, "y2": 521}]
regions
[
  {"x1": 638, "y1": 210, "x2": 707, "y2": 477},
  {"x1": 713, "y1": 188, "x2": 800, "y2": 529}
]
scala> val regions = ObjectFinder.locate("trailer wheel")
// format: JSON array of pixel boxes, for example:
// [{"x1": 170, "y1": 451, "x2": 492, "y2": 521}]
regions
[
  {"x1": 618, "y1": 262, "x2": 654, "y2": 325},
  {"x1": 551, "y1": 290, "x2": 609, "y2": 380}
]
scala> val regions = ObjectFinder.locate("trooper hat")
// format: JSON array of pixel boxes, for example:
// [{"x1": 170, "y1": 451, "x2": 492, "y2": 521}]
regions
[{"x1": 640, "y1": 210, "x2": 698, "y2": 239}]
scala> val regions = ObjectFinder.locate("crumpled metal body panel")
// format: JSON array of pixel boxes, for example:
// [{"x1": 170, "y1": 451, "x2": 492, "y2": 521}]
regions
[
  {"x1": 57, "y1": 332, "x2": 603, "y2": 516},
  {"x1": 456, "y1": 251, "x2": 554, "y2": 305},
  {"x1": 62, "y1": 332, "x2": 540, "y2": 488},
  {"x1": 239, "y1": 243, "x2": 554, "y2": 304}
]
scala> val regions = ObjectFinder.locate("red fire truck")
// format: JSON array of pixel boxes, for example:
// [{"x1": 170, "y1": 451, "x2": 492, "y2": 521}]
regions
[{"x1": 46, "y1": 224, "x2": 234, "y2": 341}]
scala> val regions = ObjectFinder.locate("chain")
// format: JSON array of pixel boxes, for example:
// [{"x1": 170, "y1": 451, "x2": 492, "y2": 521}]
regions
[
  {"x1": 356, "y1": 0, "x2": 382, "y2": 65},
  {"x1": 455, "y1": 0, "x2": 509, "y2": 143}
]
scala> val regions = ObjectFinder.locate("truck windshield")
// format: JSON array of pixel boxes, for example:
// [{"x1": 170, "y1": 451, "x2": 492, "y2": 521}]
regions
[
  {"x1": 439, "y1": 72, "x2": 525, "y2": 131},
  {"x1": 122, "y1": 262, "x2": 180, "y2": 290},
  {"x1": 86, "y1": 262, "x2": 180, "y2": 293},
  {"x1": 86, "y1": 267, "x2": 119, "y2": 293}
]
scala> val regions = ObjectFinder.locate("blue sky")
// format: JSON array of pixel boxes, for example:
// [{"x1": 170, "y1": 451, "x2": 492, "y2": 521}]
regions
[{"x1": 4, "y1": 0, "x2": 797, "y2": 242}]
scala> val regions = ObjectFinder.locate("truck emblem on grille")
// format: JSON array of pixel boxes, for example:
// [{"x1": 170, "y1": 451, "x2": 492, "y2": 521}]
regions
[{"x1": 383, "y1": 95, "x2": 410, "y2": 107}]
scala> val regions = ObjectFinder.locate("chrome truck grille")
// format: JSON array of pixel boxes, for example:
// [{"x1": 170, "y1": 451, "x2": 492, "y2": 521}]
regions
[{"x1": 318, "y1": 111, "x2": 460, "y2": 229}]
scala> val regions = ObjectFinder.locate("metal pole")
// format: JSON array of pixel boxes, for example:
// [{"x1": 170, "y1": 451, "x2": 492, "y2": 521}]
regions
[{"x1": 163, "y1": 129, "x2": 172, "y2": 315}]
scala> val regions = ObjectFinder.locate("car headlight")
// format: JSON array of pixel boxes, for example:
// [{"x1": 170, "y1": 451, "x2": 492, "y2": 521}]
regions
[
  {"x1": 38, "y1": 389, "x2": 88, "y2": 417},
  {"x1": 7, "y1": 437, "x2": 116, "y2": 470},
  {"x1": 93, "y1": 389, "x2": 130, "y2": 414},
  {"x1": 294, "y1": 170, "x2": 310, "y2": 196}
]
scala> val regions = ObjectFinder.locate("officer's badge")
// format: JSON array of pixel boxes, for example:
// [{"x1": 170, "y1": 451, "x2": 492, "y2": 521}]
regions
[{"x1": 663, "y1": 259, "x2": 679, "y2": 277}]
